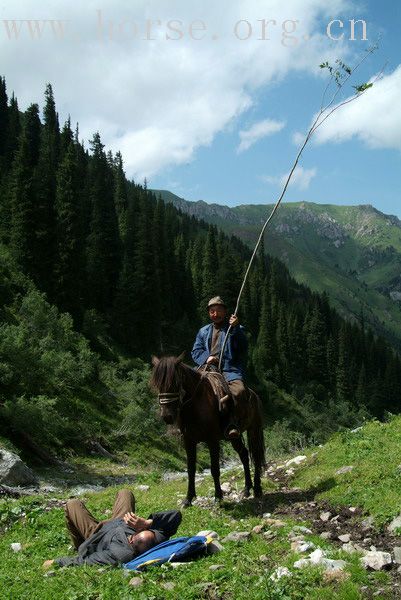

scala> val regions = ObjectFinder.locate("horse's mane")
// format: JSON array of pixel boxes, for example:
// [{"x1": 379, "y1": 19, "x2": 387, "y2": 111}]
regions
[{"x1": 151, "y1": 356, "x2": 194, "y2": 391}]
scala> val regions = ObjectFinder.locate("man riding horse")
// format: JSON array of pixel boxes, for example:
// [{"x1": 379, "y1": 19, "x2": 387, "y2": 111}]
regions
[{"x1": 191, "y1": 296, "x2": 248, "y2": 440}]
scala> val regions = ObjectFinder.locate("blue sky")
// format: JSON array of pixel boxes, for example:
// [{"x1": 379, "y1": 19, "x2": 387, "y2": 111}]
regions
[{"x1": 1, "y1": 0, "x2": 400, "y2": 216}]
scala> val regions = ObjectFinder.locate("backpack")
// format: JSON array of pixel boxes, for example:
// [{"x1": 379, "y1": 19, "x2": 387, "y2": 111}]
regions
[{"x1": 123, "y1": 535, "x2": 212, "y2": 571}]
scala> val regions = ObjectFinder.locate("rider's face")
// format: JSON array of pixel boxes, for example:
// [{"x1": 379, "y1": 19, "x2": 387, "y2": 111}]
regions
[{"x1": 208, "y1": 305, "x2": 227, "y2": 324}]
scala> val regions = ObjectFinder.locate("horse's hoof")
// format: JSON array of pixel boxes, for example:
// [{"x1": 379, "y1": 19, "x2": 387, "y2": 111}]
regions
[
  {"x1": 181, "y1": 499, "x2": 193, "y2": 508},
  {"x1": 254, "y1": 487, "x2": 263, "y2": 498},
  {"x1": 243, "y1": 488, "x2": 251, "y2": 498}
]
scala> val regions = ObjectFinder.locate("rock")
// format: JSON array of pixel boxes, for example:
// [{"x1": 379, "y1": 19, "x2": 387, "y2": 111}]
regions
[
  {"x1": 197, "y1": 530, "x2": 219, "y2": 539},
  {"x1": 0, "y1": 449, "x2": 38, "y2": 487},
  {"x1": 170, "y1": 562, "x2": 190, "y2": 568},
  {"x1": 362, "y1": 516, "x2": 375, "y2": 530},
  {"x1": 397, "y1": 565, "x2": 401, "y2": 574},
  {"x1": 285, "y1": 455, "x2": 307, "y2": 467},
  {"x1": 330, "y1": 515, "x2": 340, "y2": 523},
  {"x1": 388, "y1": 515, "x2": 401, "y2": 533},
  {"x1": 393, "y1": 547, "x2": 401, "y2": 564},
  {"x1": 129, "y1": 577, "x2": 143, "y2": 587},
  {"x1": 335, "y1": 466, "x2": 354, "y2": 475},
  {"x1": 342, "y1": 542, "x2": 364, "y2": 554},
  {"x1": 262, "y1": 512, "x2": 272, "y2": 518},
  {"x1": 293, "y1": 558, "x2": 310, "y2": 568},
  {"x1": 10, "y1": 543, "x2": 22, "y2": 552},
  {"x1": 338, "y1": 534, "x2": 351, "y2": 543},
  {"x1": 309, "y1": 549, "x2": 326, "y2": 564},
  {"x1": 161, "y1": 582, "x2": 176, "y2": 590},
  {"x1": 320, "y1": 511, "x2": 331, "y2": 522},
  {"x1": 320, "y1": 532, "x2": 332, "y2": 540},
  {"x1": 361, "y1": 551, "x2": 392, "y2": 571},
  {"x1": 43, "y1": 571, "x2": 56, "y2": 578},
  {"x1": 323, "y1": 569, "x2": 350, "y2": 582},
  {"x1": 209, "y1": 564, "x2": 224, "y2": 571},
  {"x1": 136, "y1": 484, "x2": 149, "y2": 492},
  {"x1": 350, "y1": 427, "x2": 362, "y2": 433},
  {"x1": 208, "y1": 540, "x2": 224, "y2": 554},
  {"x1": 269, "y1": 566, "x2": 292, "y2": 581},
  {"x1": 292, "y1": 526, "x2": 312, "y2": 535},
  {"x1": 285, "y1": 468, "x2": 295, "y2": 476},
  {"x1": 259, "y1": 554, "x2": 269, "y2": 563},
  {"x1": 349, "y1": 507, "x2": 357, "y2": 513},
  {"x1": 252, "y1": 525, "x2": 263, "y2": 534},
  {"x1": 264, "y1": 518, "x2": 286, "y2": 528},
  {"x1": 291, "y1": 541, "x2": 315, "y2": 553},
  {"x1": 263, "y1": 531, "x2": 277, "y2": 540},
  {"x1": 222, "y1": 531, "x2": 251, "y2": 543},
  {"x1": 221, "y1": 482, "x2": 231, "y2": 493}
]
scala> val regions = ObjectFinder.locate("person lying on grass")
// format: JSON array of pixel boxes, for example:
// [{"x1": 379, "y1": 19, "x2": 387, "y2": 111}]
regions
[{"x1": 43, "y1": 489, "x2": 182, "y2": 568}]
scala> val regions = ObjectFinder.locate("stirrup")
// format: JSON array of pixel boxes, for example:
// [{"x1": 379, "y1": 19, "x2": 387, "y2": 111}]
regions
[{"x1": 225, "y1": 426, "x2": 240, "y2": 440}]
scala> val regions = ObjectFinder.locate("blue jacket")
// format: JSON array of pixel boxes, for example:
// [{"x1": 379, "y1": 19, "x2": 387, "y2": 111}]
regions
[{"x1": 191, "y1": 322, "x2": 247, "y2": 382}]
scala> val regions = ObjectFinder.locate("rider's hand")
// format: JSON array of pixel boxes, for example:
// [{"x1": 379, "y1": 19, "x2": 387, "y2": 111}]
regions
[
  {"x1": 229, "y1": 314, "x2": 239, "y2": 327},
  {"x1": 206, "y1": 356, "x2": 219, "y2": 365}
]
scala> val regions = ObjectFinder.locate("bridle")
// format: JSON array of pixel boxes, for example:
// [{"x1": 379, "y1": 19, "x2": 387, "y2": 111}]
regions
[{"x1": 158, "y1": 390, "x2": 185, "y2": 406}]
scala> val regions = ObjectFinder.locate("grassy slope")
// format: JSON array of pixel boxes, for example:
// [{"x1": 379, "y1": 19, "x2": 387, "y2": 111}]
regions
[
  {"x1": 154, "y1": 191, "x2": 401, "y2": 349},
  {"x1": 4, "y1": 416, "x2": 401, "y2": 599}
]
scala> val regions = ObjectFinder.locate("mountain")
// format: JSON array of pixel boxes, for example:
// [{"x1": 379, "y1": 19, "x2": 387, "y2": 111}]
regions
[{"x1": 153, "y1": 190, "x2": 401, "y2": 350}]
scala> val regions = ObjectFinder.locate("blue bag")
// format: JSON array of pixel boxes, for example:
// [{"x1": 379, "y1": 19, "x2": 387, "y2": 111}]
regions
[{"x1": 123, "y1": 535, "x2": 212, "y2": 571}]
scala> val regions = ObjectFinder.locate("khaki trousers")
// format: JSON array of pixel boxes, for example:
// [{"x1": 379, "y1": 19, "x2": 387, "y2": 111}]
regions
[
  {"x1": 65, "y1": 489, "x2": 135, "y2": 550},
  {"x1": 228, "y1": 379, "x2": 247, "y2": 405}
]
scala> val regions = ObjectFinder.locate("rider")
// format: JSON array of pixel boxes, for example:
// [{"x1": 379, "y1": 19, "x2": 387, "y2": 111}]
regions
[{"x1": 191, "y1": 296, "x2": 248, "y2": 440}]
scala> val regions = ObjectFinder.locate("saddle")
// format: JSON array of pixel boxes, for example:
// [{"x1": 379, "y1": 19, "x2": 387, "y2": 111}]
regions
[{"x1": 202, "y1": 370, "x2": 232, "y2": 412}]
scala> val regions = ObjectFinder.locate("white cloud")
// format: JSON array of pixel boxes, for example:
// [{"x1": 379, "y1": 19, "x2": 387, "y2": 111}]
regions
[
  {"x1": 292, "y1": 131, "x2": 306, "y2": 145},
  {"x1": 312, "y1": 65, "x2": 401, "y2": 151},
  {"x1": 237, "y1": 118, "x2": 285, "y2": 152},
  {"x1": 1, "y1": 0, "x2": 351, "y2": 179},
  {"x1": 262, "y1": 165, "x2": 317, "y2": 190}
]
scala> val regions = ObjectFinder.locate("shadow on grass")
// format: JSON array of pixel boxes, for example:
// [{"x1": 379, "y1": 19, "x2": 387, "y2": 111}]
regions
[{"x1": 222, "y1": 478, "x2": 337, "y2": 518}]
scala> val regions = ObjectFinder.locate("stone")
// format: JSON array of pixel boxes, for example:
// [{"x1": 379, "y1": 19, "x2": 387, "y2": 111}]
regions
[
  {"x1": 349, "y1": 507, "x2": 357, "y2": 513},
  {"x1": 0, "y1": 449, "x2": 38, "y2": 487},
  {"x1": 291, "y1": 541, "x2": 315, "y2": 553},
  {"x1": 393, "y1": 547, "x2": 401, "y2": 564},
  {"x1": 362, "y1": 516, "x2": 375, "y2": 530},
  {"x1": 320, "y1": 511, "x2": 331, "y2": 522},
  {"x1": 262, "y1": 512, "x2": 272, "y2": 518},
  {"x1": 10, "y1": 543, "x2": 22, "y2": 552},
  {"x1": 253, "y1": 525, "x2": 263, "y2": 534},
  {"x1": 309, "y1": 549, "x2": 326, "y2": 564},
  {"x1": 361, "y1": 551, "x2": 392, "y2": 571},
  {"x1": 263, "y1": 531, "x2": 277, "y2": 540},
  {"x1": 293, "y1": 558, "x2": 310, "y2": 568},
  {"x1": 264, "y1": 518, "x2": 286, "y2": 528},
  {"x1": 320, "y1": 532, "x2": 332, "y2": 540},
  {"x1": 342, "y1": 542, "x2": 364, "y2": 554},
  {"x1": 323, "y1": 569, "x2": 350, "y2": 583},
  {"x1": 338, "y1": 534, "x2": 351, "y2": 543},
  {"x1": 208, "y1": 540, "x2": 224, "y2": 554},
  {"x1": 388, "y1": 515, "x2": 401, "y2": 533},
  {"x1": 285, "y1": 455, "x2": 307, "y2": 467},
  {"x1": 335, "y1": 466, "x2": 354, "y2": 475},
  {"x1": 43, "y1": 571, "x2": 56, "y2": 578},
  {"x1": 136, "y1": 484, "x2": 149, "y2": 492},
  {"x1": 197, "y1": 530, "x2": 219, "y2": 539},
  {"x1": 269, "y1": 566, "x2": 292, "y2": 581},
  {"x1": 259, "y1": 554, "x2": 269, "y2": 563},
  {"x1": 292, "y1": 526, "x2": 312, "y2": 535},
  {"x1": 209, "y1": 564, "x2": 224, "y2": 571},
  {"x1": 129, "y1": 577, "x2": 143, "y2": 587},
  {"x1": 170, "y1": 562, "x2": 190, "y2": 568},
  {"x1": 161, "y1": 582, "x2": 176, "y2": 591},
  {"x1": 220, "y1": 482, "x2": 231, "y2": 493},
  {"x1": 222, "y1": 531, "x2": 251, "y2": 543}
]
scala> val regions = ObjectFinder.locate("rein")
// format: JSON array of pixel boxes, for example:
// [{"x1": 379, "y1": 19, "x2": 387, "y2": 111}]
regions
[{"x1": 157, "y1": 368, "x2": 206, "y2": 409}]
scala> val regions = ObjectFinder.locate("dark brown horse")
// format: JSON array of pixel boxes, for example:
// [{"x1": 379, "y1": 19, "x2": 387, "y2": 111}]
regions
[{"x1": 151, "y1": 354, "x2": 265, "y2": 506}]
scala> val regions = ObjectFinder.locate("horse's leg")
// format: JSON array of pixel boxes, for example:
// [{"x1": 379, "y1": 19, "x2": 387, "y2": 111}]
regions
[
  {"x1": 248, "y1": 427, "x2": 264, "y2": 498},
  {"x1": 208, "y1": 441, "x2": 223, "y2": 501},
  {"x1": 231, "y1": 437, "x2": 253, "y2": 497},
  {"x1": 183, "y1": 438, "x2": 197, "y2": 507}
]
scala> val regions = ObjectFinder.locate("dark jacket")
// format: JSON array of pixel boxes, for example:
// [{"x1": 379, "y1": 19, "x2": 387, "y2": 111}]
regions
[
  {"x1": 55, "y1": 510, "x2": 182, "y2": 567},
  {"x1": 191, "y1": 322, "x2": 248, "y2": 382}
]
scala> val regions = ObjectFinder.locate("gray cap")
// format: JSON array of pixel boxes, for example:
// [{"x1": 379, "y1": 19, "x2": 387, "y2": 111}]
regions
[{"x1": 207, "y1": 296, "x2": 226, "y2": 309}]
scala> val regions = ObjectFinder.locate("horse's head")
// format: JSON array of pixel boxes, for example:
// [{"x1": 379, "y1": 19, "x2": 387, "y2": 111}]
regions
[{"x1": 151, "y1": 353, "x2": 186, "y2": 425}]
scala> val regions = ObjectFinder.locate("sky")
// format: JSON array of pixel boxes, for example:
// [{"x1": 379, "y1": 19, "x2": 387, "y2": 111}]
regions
[{"x1": 1, "y1": 0, "x2": 400, "y2": 216}]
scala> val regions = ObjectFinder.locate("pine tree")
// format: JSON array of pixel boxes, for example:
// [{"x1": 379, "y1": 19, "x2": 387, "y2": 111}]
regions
[
  {"x1": 336, "y1": 324, "x2": 352, "y2": 403},
  {"x1": 9, "y1": 103, "x2": 41, "y2": 273},
  {"x1": 85, "y1": 132, "x2": 121, "y2": 313}
]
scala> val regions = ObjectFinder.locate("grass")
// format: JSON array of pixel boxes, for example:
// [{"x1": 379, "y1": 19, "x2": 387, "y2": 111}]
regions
[
  {"x1": 291, "y1": 415, "x2": 401, "y2": 527},
  {"x1": 0, "y1": 426, "x2": 401, "y2": 600}
]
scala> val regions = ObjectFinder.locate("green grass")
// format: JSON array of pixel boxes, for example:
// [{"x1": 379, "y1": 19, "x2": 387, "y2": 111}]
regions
[
  {"x1": 0, "y1": 455, "x2": 393, "y2": 600},
  {"x1": 292, "y1": 415, "x2": 401, "y2": 527}
]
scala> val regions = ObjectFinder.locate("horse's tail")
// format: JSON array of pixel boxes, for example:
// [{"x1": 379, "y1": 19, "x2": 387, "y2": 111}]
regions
[{"x1": 246, "y1": 391, "x2": 266, "y2": 469}]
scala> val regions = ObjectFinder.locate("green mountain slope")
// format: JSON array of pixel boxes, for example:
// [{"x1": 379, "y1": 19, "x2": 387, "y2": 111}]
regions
[{"x1": 154, "y1": 191, "x2": 401, "y2": 349}]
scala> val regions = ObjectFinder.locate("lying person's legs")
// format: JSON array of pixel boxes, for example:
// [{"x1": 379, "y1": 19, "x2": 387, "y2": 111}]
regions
[
  {"x1": 65, "y1": 499, "x2": 100, "y2": 550},
  {"x1": 111, "y1": 489, "x2": 135, "y2": 519}
]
